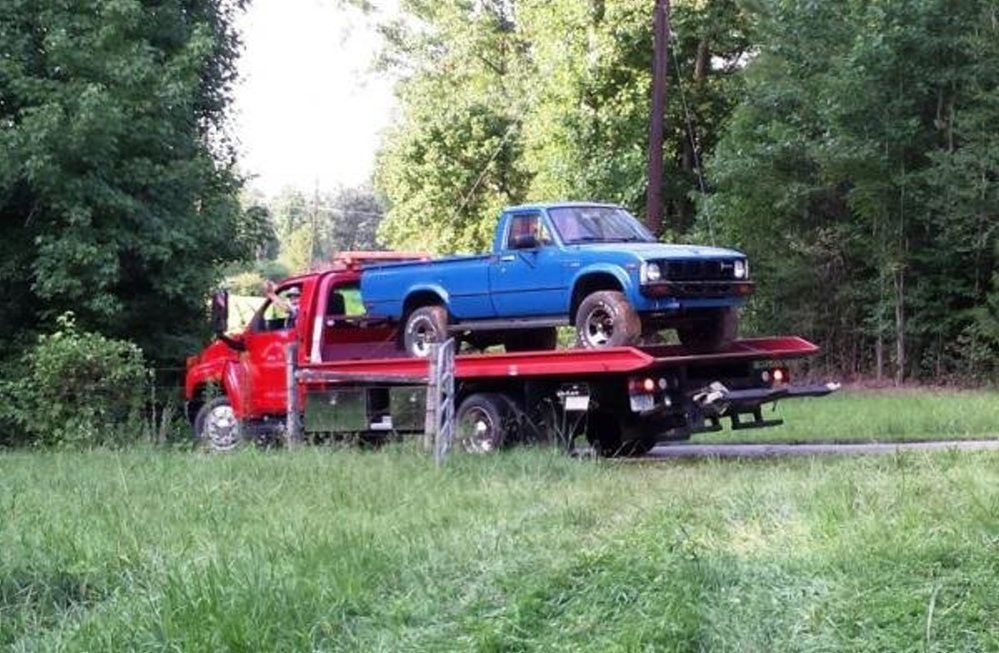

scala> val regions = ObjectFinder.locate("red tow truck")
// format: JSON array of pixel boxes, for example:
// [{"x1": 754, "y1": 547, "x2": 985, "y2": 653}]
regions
[{"x1": 184, "y1": 253, "x2": 837, "y2": 455}]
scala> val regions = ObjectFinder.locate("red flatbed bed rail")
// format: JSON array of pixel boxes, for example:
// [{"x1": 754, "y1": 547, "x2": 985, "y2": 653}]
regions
[{"x1": 296, "y1": 336, "x2": 819, "y2": 386}]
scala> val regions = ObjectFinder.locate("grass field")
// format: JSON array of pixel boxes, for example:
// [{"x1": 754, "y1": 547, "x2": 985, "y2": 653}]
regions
[
  {"x1": 2, "y1": 391, "x2": 999, "y2": 651},
  {"x1": 698, "y1": 388, "x2": 999, "y2": 444}
]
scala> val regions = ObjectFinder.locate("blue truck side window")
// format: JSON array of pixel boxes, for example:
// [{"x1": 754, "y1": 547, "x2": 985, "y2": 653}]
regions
[{"x1": 507, "y1": 214, "x2": 552, "y2": 249}]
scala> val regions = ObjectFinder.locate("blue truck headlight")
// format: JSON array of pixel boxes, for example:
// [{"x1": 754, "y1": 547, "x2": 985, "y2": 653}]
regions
[
  {"x1": 734, "y1": 260, "x2": 748, "y2": 279},
  {"x1": 642, "y1": 262, "x2": 662, "y2": 283}
]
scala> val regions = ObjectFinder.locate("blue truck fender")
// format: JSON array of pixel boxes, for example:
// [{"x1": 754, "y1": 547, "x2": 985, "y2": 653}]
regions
[
  {"x1": 401, "y1": 283, "x2": 452, "y2": 316},
  {"x1": 567, "y1": 264, "x2": 637, "y2": 312}
]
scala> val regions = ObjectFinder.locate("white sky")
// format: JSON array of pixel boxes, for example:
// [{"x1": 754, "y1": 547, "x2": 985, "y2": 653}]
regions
[{"x1": 231, "y1": 0, "x2": 398, "y2": 197}]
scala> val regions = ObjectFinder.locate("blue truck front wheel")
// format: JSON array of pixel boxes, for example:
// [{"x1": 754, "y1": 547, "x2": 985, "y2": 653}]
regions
[{"x1": 574, "y1": 291, "x2": 641, "y2": 348}]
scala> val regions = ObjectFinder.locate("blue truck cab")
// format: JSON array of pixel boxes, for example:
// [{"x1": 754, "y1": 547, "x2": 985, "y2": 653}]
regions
[{"x1": 361, "y1": 202, "x2": 754, "y2": 356}]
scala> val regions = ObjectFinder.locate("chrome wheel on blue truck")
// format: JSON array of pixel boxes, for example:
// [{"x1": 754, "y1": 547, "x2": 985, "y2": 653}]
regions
[
  {"x1": 575, "y1": 290, "x2": 642, "y2": 349},
  {"x1": 403, "y1": 305, "x2": 448, "y2": 357}
]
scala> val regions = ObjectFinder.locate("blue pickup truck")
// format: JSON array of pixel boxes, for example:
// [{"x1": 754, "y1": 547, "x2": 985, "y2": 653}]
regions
[{"x1": 361, "y1": 202, "x2": 754, "y2": 356}]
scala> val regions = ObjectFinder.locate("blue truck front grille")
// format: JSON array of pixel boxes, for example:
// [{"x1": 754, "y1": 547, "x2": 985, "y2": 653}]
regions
[{"x1": 662, "y1": 259, "x2": 736, "y2": 281}]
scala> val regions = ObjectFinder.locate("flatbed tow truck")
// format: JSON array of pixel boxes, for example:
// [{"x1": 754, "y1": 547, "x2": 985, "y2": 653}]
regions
[{"x1": 185, "y1": 253, "x2": 838, "y2": 456}]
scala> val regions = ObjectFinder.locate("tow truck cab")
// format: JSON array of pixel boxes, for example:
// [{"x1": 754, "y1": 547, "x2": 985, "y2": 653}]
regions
[{"x1": 184, "y1": 253, "x2": 420, "y2": 427}]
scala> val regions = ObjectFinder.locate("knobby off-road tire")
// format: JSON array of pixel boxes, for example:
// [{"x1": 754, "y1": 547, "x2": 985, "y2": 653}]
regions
[
  {"x1": 504, "y1": 327, "x2": 558, "y2": 352},
  {"x1": 575, "y1": 291, "x2": 641, "y2": 349},
  {"x1": 403, "y1": 305, "x2": 448, "y2": 358},
  {"x1": 677, "y1": 307, "x2": 739, "y2": 353},
  {"x1": 193, "y1": 397, "x2": 242, "y2": 452},
  {"x1": 455, "y1": 393, "x2": 518, "y2": 454}
]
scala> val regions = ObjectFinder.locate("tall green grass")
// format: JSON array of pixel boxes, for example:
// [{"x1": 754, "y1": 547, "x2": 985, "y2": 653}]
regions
[
  {"x1": 3, "y1": 445, "x2": 999, "y2": 651},
  {"x1": 699, "y1": 388, "x2": 999, "y2": 444}
]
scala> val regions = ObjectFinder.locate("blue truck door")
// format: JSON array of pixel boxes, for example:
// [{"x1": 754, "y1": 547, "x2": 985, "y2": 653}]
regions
[{"x1": 489, "y1": 212, "x2": 568, "y2": 316}]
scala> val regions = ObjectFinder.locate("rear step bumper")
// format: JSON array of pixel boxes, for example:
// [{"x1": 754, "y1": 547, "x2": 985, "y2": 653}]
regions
[
  {"x1": 722, "y1": 381, "x2": 841, "y2": 404},
  {"x1": 691, "y1": 381, "x2": 841, "y2": 433}
]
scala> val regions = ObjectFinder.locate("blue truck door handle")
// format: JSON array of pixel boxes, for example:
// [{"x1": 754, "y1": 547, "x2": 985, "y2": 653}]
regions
[{"x1": 499, "y1": 255, "x2": 516, "y2": 262}]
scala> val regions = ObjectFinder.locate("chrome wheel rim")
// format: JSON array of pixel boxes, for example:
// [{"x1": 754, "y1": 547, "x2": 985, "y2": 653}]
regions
[
  {"x1": 458, "y1": 407, "x2": 496, "y2": 453},
  {"x1": 409, "y1": 317, "x2": 439, "y2": 357},
  {"x1": 204, "y1": 404, "x2": 239, "y2": 452},
  {"x1": 584, "y1": 304, "x2": 614, "y2": 347}
]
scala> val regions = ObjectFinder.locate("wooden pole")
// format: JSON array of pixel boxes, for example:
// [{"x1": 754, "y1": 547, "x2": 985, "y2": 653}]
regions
[{"x1": 645, "y1": 0, "x2": 671, "y2": 237}]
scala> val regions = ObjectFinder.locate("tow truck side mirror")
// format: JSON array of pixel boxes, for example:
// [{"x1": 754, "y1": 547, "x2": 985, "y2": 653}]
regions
[{"x1": 211, "y1": 290, "x2": 229, "y2": 336}]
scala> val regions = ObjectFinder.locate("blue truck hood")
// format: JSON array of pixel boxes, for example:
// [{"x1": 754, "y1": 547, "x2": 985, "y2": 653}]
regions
[{"x1": 570, "y1": 242, "x2": 745, "y2": 260}]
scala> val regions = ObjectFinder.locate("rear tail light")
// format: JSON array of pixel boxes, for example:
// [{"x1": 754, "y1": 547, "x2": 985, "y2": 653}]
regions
[
  {"x1": 760, "y1": 367, "x2": 790, "y2": 385},
  {"x1": 629, "y1": 376, "x2": 665, "y2": 394}
]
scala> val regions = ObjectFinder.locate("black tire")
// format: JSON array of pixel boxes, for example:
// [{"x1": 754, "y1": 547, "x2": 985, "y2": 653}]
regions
[
  {"x1": 586, "y1": 411, "x2": 657, "y2": 457},
  {"x1": 619, "y1": 437, "x2": 656, "y2": 457},
  {"x1": 586, "y1": 410, "x2": 623, "y2": 456},
  {"x1": 677, "y1": 307, "x2": 738, "y2": 353},
  {"x1": 504, "y1": 327, "x2": 558, "y2": 352},
  {"x1": 193, "y1": 396, "x2": 242, "y2": 452},
  {"x1": 455, "y1": 393, "x2": 517, "y2": 453},
  {"x1": 575, "y1": 291, "x2": 641, "y2": 349},
  {"x1": 403, "y1": 304, "x2": 448, "y2": 358}
]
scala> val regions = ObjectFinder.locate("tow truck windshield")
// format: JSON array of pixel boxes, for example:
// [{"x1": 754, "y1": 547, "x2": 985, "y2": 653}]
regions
[{"x1": 549, "y1": 206, "x2": 656, "y2": 245}]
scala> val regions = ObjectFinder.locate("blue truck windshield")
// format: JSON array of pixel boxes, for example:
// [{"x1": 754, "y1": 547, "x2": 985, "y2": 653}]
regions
[{"x1": 549, "y1": 207, "x2": 656, "y2": 244}]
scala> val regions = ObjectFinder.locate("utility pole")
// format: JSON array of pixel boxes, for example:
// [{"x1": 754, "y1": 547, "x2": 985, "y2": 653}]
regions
[{"x1": 645, "y1": 0, "x2": 671, "y2": 237}]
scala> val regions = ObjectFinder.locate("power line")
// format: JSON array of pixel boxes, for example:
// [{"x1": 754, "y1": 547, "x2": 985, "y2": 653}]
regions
[{"x1": 670, "y1": 32, "x2": 716, "y2": 245}]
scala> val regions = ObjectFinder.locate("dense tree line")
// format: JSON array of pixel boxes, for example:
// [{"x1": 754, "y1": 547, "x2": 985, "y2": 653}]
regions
[
  {"x1": 0, "y1": 0, "x2": 259, "y2": 363},
  {"x1": 374, "y1": 0, "x2": 999, "y2": 381},
  {"x1": 1, "y1": 0, "x2": 994, "y2": 384}
]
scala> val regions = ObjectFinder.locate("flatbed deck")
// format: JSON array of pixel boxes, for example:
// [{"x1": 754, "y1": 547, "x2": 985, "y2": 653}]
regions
[{"x1": 296, "y1": 336, "x2": 819, "y2": 386}]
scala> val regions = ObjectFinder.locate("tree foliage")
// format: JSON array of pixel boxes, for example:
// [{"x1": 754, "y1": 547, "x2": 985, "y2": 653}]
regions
[
  {"x1": 269, "y1": 184, "x2": 386, "y2": 270},
  {"x1": 703, "y1": 0, "x2": 999, "y2": 381},
  {"x1": 0, "y1": 0, "x2": 254, "y2": 362},
  {"x1": 374, "y1": 0, "x2": 750, "y2": 252},
  {"x1": 375, "y1": 0, "x2": 530, "y2": 253},
  {"x1": 374, "y1": 0, "x2": 998, "y2": 381}
]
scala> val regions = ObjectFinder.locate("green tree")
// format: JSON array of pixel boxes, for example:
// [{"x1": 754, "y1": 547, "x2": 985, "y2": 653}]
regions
[
  {"x1": 0, "y1": 0, "x2": 252, "y2": 362},
  {"x1": 702, "y1": 0, "x2": 999, "y2": 381},
  {"x1": 375, "y1": 0, "x2": 531, "y2": 253},
  {"x1": 519, "y1": 0, "x2": 750, "y2": 233},
  {"x1": 374, "y1": 0, "x2": 750, "y2": 251}
]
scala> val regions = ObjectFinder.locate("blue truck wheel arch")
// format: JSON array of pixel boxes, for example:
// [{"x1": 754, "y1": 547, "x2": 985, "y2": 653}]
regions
[{"x1": 569, "y1": 266, "x2": 635, "y2": 317}]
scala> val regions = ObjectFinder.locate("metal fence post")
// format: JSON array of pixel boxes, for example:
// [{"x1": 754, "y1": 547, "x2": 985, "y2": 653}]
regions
[
  {"x1": 424, "y1": 343, "x2": 439, "y2": 451},
  {"x1": 432, "y1": 338, "x2": 455, "y2": 466},
  {"x1": 285, "y1": 343, "x2": 300, "y2": 446}
]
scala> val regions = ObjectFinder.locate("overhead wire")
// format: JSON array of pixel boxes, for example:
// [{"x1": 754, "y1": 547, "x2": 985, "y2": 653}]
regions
[{"x1": 669, "y1": 33, "x2": 716, "y2": 245}]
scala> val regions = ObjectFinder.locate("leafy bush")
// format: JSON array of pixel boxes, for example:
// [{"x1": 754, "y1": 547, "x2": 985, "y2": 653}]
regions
[{"x1": 1, "y1": 313, "x2": 149, "y2": 447}]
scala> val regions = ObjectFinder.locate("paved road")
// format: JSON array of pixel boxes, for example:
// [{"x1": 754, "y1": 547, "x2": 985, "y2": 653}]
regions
[{"x1": 645, "y1": 439, "x2": 999, "y2": 459}]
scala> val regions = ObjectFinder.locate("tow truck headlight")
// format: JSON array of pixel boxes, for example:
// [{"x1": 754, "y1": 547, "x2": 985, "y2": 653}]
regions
[
  {"x1": 733, "y1": 259, "x2": 748, "y2": 279},
  {"x1": 642, "y1": 262, "x2": 662, "y2": 283}
]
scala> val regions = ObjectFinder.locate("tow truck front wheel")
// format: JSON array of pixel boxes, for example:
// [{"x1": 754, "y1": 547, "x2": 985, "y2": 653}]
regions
[
  {"x1": 575, "y1": 291, "x2": 641, "y2": 349},
  {"x1": 403, "y1": 305, "x2": 448, "y2": 358},
  {"x1": 193, "y1": 397, "x2": 242, "y2": 452}
]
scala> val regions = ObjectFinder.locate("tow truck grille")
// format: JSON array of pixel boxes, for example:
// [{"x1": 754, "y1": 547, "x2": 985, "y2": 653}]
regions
[{"x1": 662, "y1": 259, "x2": 736, "y2": 281}]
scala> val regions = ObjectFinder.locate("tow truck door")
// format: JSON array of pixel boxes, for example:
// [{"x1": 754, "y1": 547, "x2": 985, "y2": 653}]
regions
[
  {"x1": 489, "y1": 212, "x2": 567, "y2": 315},
  {"x1": 242, "y1": 284, "x2": 302, "y2": 415}
]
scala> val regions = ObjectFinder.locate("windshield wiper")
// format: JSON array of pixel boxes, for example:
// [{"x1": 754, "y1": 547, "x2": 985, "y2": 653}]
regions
[{"x1": 600, "y1": 236, "x2": 651, "y2": 243}]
